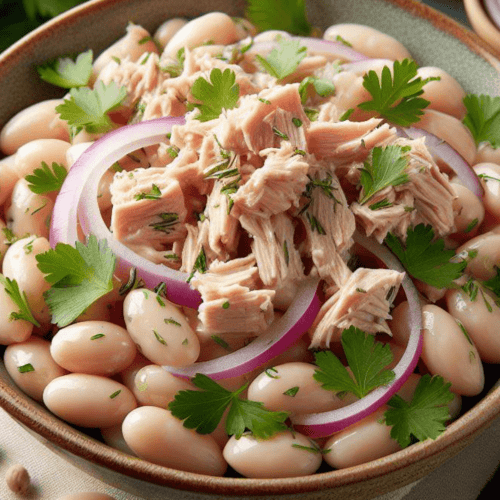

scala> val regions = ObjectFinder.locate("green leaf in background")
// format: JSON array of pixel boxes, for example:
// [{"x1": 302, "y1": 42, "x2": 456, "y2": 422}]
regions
[{"x1": 23, "y1": 0, "x2": 84, "y2": 19}]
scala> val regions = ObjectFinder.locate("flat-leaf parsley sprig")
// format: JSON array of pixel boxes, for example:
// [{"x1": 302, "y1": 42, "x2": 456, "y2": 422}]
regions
[
  {"x1": 168, "y1": 373, "x2": 289, "y2": 439},
  {"x1": 385, "y1": 224, "x2": 466, "y2": 289},
  {"x1": 0, "y1": 275, "x2": 40, "y2": 327},
  {"x1": 384, "y1": 374, "x2": 454, "y2": 448},
  {"x1": 190, "y1": 68, "x2": 240, "y2": 122},
  {"x1": 255, "y1": 37, "x2": 307, "y2": 81},
  {"x1": 35, "y1": 235, "x2": 116, "y2": 327},
  {"x1": 358, "y1": 59, "x2": 440, "y2": 126},
  {"x1": 462, "y1": 94, "x2": 500, "y2": 148},
  {"x1": 313, "y1": 326, "x2": 396, "y2": 399},
  {"x1": 37, "y1": 49, "x2": 93, "y2": 89},
  {"x1": 25, "y1": 162, "x2": 68, "y2": 195}
]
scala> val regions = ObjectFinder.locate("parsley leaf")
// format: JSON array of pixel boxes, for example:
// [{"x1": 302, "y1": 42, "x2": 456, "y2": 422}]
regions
[
  {"x1": 358, "y1": 59, "x2": 439, "y2": 126},
  {"x1": 255, "y1": 38, "x2": 307, "y2": 80},
  {"x1": 245, "y1": 0, "x2": 312, "y2": 36},
  {"x1": 384, "y1": 374, "x2": 454, "y2": 448},
  {"x1": 25, "y1": 162, "x2": 67, "y2": 194},
  {"x1": 56, "y1": 81, "x2": 127, "y2": 134},
  {"x1": 35, "y1": 235, "x2": 116, "y2": 327},
  {"x1": 463, "y1": 94, "x2": 500, "y2": 148},
  {"x1": 0, "y1": 275, "x2": 40, "y2": 327},
  {"x1": 385, "y1": 224, "x2": 466, "y2": 289},
  {"x1": 37, "y1": 50, "x2": 93, "y2": 89},
  {"x1": 313, "y1": 326, "x2": 395, "y2": 399},
  {"x1": 359, "y1": 145, "x2": 410, "y2": 204},
  {"x1": 298, "y1": 76, "x2": 335, "y2": 103},
  {"x1": 190, "y1": 68, "x2": 239, "y2": 122},
  {"x1": 483, "y1": 266, "x2": 500, "y2": 297},
  {"x1": 168, "y1": 373, "x2": 289, "y2": 439}
]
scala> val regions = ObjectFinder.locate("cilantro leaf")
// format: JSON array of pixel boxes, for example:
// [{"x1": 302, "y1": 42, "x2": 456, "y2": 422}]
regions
[
  {"x1": 0, "y1": 275, "x2": 40, "y2": 327},
  {"x1": 358, "y1": 59, "x2": 439, "y2": 126},
  {"x1": 56, "y1": 81, "x2": 127, "y2": 134},
  {"x1": 313, "y1": 326, "x2": 395, "y2": 399},
  {"x1": 190, "y1": 68, "x2": 239, "y2": 122},
  {"x1": 37, "y1": 50, "x2": 93, "y2": 89},
  {"x1": 385, "y1": 224, "x2": 466, "y2": 289},
  {"x1": 245, "y1": 0, "x2": 312, "y2": 36},
  {"x1": 35, "y1": 235, "x2": 116, "y2": 327},
  {"x1": 359, "y1": 145, "x2": 410, "y2": 204},
  {"x1": 168, "y1": 373, "x2": 289, "y2": 439},
  {"x1": 384, "y1": 374, "x2": 454, "y2": 448},
  {"x1": 483, "y1": 266, "x2": 500, "y2": 297},
  {"x1": 298, "y1": 76, "x2": 335, "y2": 104},
  {"x1": 23, "y1": 0, "x2": 83, "y2": 19},
  {"x1": 255, "y1": 38, "x2": 307, "y2": 80},
  {"x1": 463, "y1": 94, "x2": 500, "y2": 148},
  {"x1": 25, "y1": 162, "x2": 67, "y2": 194}
]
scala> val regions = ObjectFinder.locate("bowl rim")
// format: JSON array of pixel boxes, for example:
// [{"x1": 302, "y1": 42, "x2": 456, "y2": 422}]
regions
[
  {"x1": 1, "y1": 0, "x2": 500, "y2": 496},
  {"x1": 463, "y1": 0, "x2": 500, "y2": 55}
]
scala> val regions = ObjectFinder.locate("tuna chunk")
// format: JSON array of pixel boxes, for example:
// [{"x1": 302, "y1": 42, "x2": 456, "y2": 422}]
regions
[
  {"x1": 190, "y1": 255, "x2": 275, "y2": 336},
  {"x1": 310, "y1": 268, "x2": 404, "y2": 348},
  {"x1": 231, "y1": 143, "x2": 310, "y2": 218},
  {"x1": 110, "y1": 168, "x2": 187, "y2": 250},
  {"x1": 351, "y1": 137, "x2": 457, "y2": 242}
]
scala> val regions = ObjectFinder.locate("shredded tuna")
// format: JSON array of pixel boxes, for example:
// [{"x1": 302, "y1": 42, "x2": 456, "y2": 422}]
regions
[{"x1": 309, "y1": 268, "x2": 404, "y2": 348}]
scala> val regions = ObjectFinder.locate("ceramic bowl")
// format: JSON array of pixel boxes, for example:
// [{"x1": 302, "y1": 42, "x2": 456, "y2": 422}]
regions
[
  {"x1": 464, "y1": 0, "x2": 500, "y2": 55},
  {"x1": 0, "y1": 1, "x2": 499, "y2": 499}
]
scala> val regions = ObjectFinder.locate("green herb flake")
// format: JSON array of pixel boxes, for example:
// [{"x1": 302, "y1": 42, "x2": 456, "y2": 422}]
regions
[
  {"x1": 464, "y1": 218, "x2": 479, "y2": 233},
  {"x1": 265, "y1": 367, "x2": 280, "y2": 379},
  {"x1": 165, "y1": 317, "x2": 182, "y2": 327},
  {"x1": 339, "y1": 108, "x2": 354, "y2": 121},
  {"x1": 222, "y1": 300, "x2": 230, "y2": 309},
  {"x1": 138, "y1": 36, "x2": 152, "y2": 45},
  {"x1": 211, "y1": 335, "x2": 231, "y2": 351},
  {"x1": 182, "y1": 338, "x2": 189, "y2": 345},
  {"x1": 369, "y1": 199, "x2": 393, "y2": 210},
  {"x1": 283, "y1": 386, "x2": 299, "y2": 397},
  {"x1": 335, "y1": 35, "x2": 352, "y2": 47},
  {"x1": 259, "y1": 98, "x2": 271, "y2": 105},
  {"x1": 90, "y1": 333, "x2": 105, "y2": 340},
  {"x1": 134, "y1": 184, "x2": 162, "y2": 201},
  {"x1": 272, "y1": 127, "x2": 289, "y2": 140},
  {"x1": 186, "y1": 247, "x2": 207, "y2": 283},
  {"x1": 109, "y1": 390, "x2": 122, "y2": 399},
  {"x1": 17, "y1": 363, "x2": 35, "y2": 373},
  {"x1": 292, "y1": 117, "x2": 303, "y2": 127},
  {"x1": 153, "y1": 330, "x2": 167, "y2": 345}
]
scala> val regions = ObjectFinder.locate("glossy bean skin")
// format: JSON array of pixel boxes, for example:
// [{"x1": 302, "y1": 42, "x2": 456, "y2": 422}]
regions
[
  {"x1": 153, "y1": 18, "x2": 188, "y2": 49},
  {"x1": 14, "y1": 139, "x2": 70, "y2": 179},
  {"x1": 56, "y1": 494, "x2": 116, "y2": 500},
  {"x1": 119, "y1": 351, "x2": 151, "y2": 392},
  {"x1": 164, "y1": 12, "x2": 240, "y2": 58},
  {"x1": 122, "y1": 406, "x2": 227, "y2": 476},
  {"x1": 7, "y1": 179, "x2": 54, "y2": 240},
  {"x1": 123, "y1": 288, "x2": 200, "y2": 366},
  {"x1": 2, "y1": 236, "x2": 52, "y2": 325},
  {"x1": 0, "y1": 282, "x2": 33, "y2": 345},
  {"x1": 43, "y1": 373, "x2": 137, "y2": 428},
  {"x1": 0, "y1": 218, "x2": 9, "y2": 263},
  {"x1": 323, "y1": 407, "x2": 401, "y2": 469},
  {"x1": 93, "y1": 24, "x2": 158, "y2": 75},
  {"x1": 446, "y1": 287, "x2": 500, "y2": 364},
  {"x1": 475, "y1": 143, "x2": 500, "y2": 165},
  {"x1": 4, "y1": 337, "x2": 67, "y2": 401},
  {"x1": 50, "y1": 321, "x2": 136, "y2": 376},
  {"x1": 449, "y1": 182, "x2": 484, "y2": 241},
  {"x1": 0, "y1": 99, "x2": 69, "y2": 156},
  {"x1": 100, "y1": 423, "x2": 137, "y2": 455},
  {"x1": 456, "y1": 232, "x2": 500, "y2": 281},
  {"x1": 132, "y1": 364, "x2": 193, "y2": 406},
  {"x1": 223, "y1": 430, "x2": 322, "y2": 478},
  {"x1": 323, "y1": 24, "x2": 411, "y2": 60},
  {"x1": 417, "y1": 67, "x2": 467, "y2": 119},
  {"x1": 0, "y1": 155, "x2": 19, "y2": 206},
  {"x1": 247, "y1": 362, "x2": 353, "y2": 416},
  {"x1": 473, "y1": 163, "x2": 500, "y2": 219}
]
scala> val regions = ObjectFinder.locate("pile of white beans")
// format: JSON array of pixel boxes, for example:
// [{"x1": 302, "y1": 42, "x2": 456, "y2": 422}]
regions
[{"x1": 1, "y1": 12, "x2": 500, "y2": 480}]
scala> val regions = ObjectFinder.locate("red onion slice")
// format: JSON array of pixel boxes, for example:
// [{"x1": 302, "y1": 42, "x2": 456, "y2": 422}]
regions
[
  {"x1": 401, "y1": 127, "x2": 483, "y2": 198},
  {"x1": 291, "y1": 232, "x2": 423, "y2": 438},
  {"x1": 248, "y1": 37, "x2": 369, "y2": 63},
  {"x1": 51, "y1": 116, "x2": 203, "y2": 308},
  {"x1": 164, "y1": 278, "x2": 320, "y2": 380}
]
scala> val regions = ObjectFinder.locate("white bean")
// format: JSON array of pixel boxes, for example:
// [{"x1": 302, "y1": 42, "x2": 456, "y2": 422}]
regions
[
  {"x1": 449, "y1": 182, "x2": 484, "y2": 241},
  {"x1": 247, "y1": 362, "x2": 354, "y2": 415},
  {"x1": 223, "y1": 430, "x2": 322, "y2": 478},
  {"x1": 2, "y1": 236, "x2": 51, "y2": 326},
  {"x1": 118, "y1": 351, "x2": 151, "y2": 391},
  {"x1": 456, "y1": 232, "x2": 500, "y2": 281},
  {"x1": 0, "y1": 218, "x2": 9, "y2": 263},
  {"x1": 6, "y1": 179, "x2": 54, "y2": 240},
  {"x1": 43, "y1": 373, "x2": 137, "y2": 428},
  {"x1": 123, "y1": 288, "x2": 200, "y2": 366},
  {"x1": 417, "y1": 67, "x2": 467, "y2": 120},
  {"x1": 153, "y1": 18, "x2": 188, "y2": 49},
  {"x1": 253, "y1": 30, "x2": 292, "y2": 43},
  {"x1": 164, "y1": 13, "x2": 240, "y2": 58},
  {"x1": 100, "y1": 423, "x2": 137, "y2": 455},
  {"x1": 93, "y1": 24, "x2": 158, "y2": 76},
  {"x1": 323, "y1": 24, "x2": 411, "y2": 60},
  {"x1": 132, "y1": 364, "x2": 193, "y2": 406},
  {"x1": 50, "y1": 321, "x2": 136, "y2": 376},
  {"x1": 14, "y1": 138, "x2": 70, "y2": 179},
  {"x1": 122, "y1": 406, "x2": 227, "y2": 475},
  {"x1": 420, "y1": 305, "x2": 484, "y2": 396},
  {"x1": 323, "y1": 407, "x2": 401, "y2": 469},
  {"x1": 475, "y1": 142, "x2": 500, "y2": 165},
  {"x1": 0, "y1": 155, "x2": 19, "y2": 206},
  {"x1": 446, "y1": 287, "x2": 500, "y2": 364},
  {"x1": 473, "y1": 163, "x2": 500, "y2": 219},
  {"x1": 0, "y1": 99, "x2": 69, "y2": 156},
  {"x1": 4, "y1": 336, "x2": 67, "y2": 401}
]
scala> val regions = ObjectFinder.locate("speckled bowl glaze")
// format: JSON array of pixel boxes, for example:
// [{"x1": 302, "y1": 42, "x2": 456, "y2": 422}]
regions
[{"x1": 0, "y1": 1, "x2": 499, "y2": 498}]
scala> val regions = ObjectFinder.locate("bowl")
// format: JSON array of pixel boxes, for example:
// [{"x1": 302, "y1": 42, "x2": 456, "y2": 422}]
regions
[
  {"x1": 464, "y1": 0, "x2": 500, "y2": 55},
  {"x1": 0, "y1": 0, "x2": 499, "y2": 498}
]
